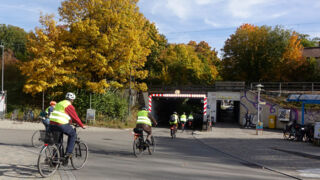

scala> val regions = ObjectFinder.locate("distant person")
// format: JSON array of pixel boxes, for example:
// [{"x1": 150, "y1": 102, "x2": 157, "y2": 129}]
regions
[
  {"x1": 42, "y1": 101, "x2": 56, "y2": 131},
  {"x1": 244, "y1": 111, "x2": 253, "y2": 128},
  {"x1": 188, "y1": 113, "x2": 194, "y2": 129},
  {"x1": 169, "y1": 112, "x2": 179, "y2": 133},
  {"x1": 180, "y1": 112, "x2": 187, "y2": 131}
]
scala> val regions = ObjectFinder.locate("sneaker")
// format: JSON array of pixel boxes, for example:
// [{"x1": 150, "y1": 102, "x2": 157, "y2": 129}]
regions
[
  {"x1": 63, "y1": 153, "x2": 72, "y2": 166},
  {"x1": 146, "y1": 139, "x2": 151, "y2": 145}
]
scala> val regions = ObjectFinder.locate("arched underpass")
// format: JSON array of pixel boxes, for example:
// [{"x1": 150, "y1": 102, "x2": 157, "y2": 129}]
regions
[{"x1": 151, "y1": 97, "x2": 204, "y2": 130}]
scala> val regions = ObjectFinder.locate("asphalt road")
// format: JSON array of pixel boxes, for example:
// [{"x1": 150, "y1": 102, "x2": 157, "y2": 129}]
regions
[{"x1": 0, "y1": 128, "x2": 298, "y2": 180}]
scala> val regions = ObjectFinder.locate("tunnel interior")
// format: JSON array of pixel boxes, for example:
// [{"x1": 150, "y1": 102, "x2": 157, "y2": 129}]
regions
[
  {"x1": 151, "y1": 97, "x2": 204, "y2": 130},
  {"x1": 216, "y1": 100, "x2": 240, "y2": 123}
]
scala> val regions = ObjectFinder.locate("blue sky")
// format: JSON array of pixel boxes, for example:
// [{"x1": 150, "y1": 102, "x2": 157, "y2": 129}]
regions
[{"x1": 1, "y1": 0, "x2": 320, "y2": 56}]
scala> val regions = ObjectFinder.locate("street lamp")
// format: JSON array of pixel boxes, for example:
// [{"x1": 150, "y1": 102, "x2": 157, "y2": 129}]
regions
[
  {"x1": 0, "y1": 45, "x2": 4, "y2": 93},
  {"x1": 256, "y1": 84, "x2": 264, "y2": 135}
]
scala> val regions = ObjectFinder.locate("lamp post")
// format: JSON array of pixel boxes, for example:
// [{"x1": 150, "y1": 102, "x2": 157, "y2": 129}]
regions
[
  {"x1": 0, "y1": 45, "x2": 4, "y2": 93},
  {"x1": 256, "y1": 84, "x2": 264, "y2": 135}
]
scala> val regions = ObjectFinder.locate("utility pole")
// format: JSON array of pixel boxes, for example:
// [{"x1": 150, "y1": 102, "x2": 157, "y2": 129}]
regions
[
  {"x1": 256, "y1": 84, "x2": 264, "y2": 135},
  {"x1": 128, "y1": 68, "x2": 132, "y2": 117},
  {"x1": 0, "y1": 44, "x2": 4, "y2": 93}
]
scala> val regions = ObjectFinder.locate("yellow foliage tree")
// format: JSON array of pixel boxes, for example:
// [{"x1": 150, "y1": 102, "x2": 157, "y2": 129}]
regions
[
  {"x1": 20, "y1": 15, "x2": 77, "y2": 95},
  {"x1": 59, "y1": 0, "x2": 153, "y2": 92},
  {"x1": 21, "y1": 0, "x2": 153, "y2": 95}
]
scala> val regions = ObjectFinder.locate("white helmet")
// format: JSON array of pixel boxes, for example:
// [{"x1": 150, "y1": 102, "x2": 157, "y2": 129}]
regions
[{"x1": 65, "y1": 92, "x2": 76, "y2": 100}]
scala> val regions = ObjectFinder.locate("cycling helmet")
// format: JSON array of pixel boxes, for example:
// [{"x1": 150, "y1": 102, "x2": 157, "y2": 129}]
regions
[
  {"x1": 65, "y1": 92, "x2": 76, "y2": 100},
  {"x1": 173, "y1": 112, "x2": 177, "y2": 114},
  {"x1": 50, "y1": 101, "x2": 57, "y2": 106}
]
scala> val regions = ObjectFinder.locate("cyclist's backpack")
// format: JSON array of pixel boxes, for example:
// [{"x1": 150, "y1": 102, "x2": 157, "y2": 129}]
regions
[{"x1": 170, "y1": 115, "x2": 176, "y2": 122}]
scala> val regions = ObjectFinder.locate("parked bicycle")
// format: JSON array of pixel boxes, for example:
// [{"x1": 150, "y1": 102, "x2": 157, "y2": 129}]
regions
[
  {"x1": 37, "y1": 124, "x2": 88, "y2": 177},
  {"x1": 31, "y1": 115, "x2": 51, "y2": 148},
  {"x1": 132, "y1": 128, "x2": 155, "y2": 157},
  {"x1": 31, "y1": 129, "x2": 46, "y2": 148},
  {"x1": 170, "y1": 125, "x2": 177, "y2": 139}
]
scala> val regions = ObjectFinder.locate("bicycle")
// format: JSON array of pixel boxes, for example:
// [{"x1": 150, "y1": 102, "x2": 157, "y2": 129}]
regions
[
  {"x1": 132, "y1": 128, "x2": 156, "y2": 157},
  {"x1": 31, "y1": 129, "x2": 46, "y2": 148},
  {"x1": 37, "y1": 124, "x2": 88, "y2": 178},
  {"x1": 180, "y1": 122, "x2": 186, "y2": 132},
  {"x1": 31, "y1": 116, "x2": 48, "y2": 148},
  {"x1": 170, "y1": 125, "x2": 177, "y2": 139}
]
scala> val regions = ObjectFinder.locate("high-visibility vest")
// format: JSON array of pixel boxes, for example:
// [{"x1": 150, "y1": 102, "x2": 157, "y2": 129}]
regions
[
  {"x1": 188, "y1": 114, "x2": 194, "y2": 120},
  {"x1": 136, "y1": 110, "x2": 152, "y2": 126},
  {"x1": 170, "y1": 114, "x2": 178, "y2": 125},
  {"x1": 180, "y1": 114, "x2": 187, "y2": 122},
  {"x1": 49, "y1": 100, "x2": 71, "y2": 124}
]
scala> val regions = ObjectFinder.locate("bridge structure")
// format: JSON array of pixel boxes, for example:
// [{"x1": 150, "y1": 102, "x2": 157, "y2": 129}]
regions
[
  {"x1": 144, "y1": 82, "x2": 245, "y2": 129},
  {"x1": 144, "y1": 81, "x2": 320, "y2": 130}
]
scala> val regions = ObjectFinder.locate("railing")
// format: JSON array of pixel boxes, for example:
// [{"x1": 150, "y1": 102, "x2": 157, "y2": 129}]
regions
[{"x1": 250, "y1": 82, "x2": 320, "y2": 95}]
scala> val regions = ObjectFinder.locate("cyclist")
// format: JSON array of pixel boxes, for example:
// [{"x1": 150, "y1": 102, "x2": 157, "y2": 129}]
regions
[
  {"x1": 180, "y1": 112, "x2": 187, "y2": 131},
  {"x1": 169, "y1": 112, "x2": 179, "y2": 133},
  {"x1": 49, "y1": 92, "x2": 85, "y2": 163},
  {"x1": 42, "y1": 101, "x2": 56, "y2": 131},
  {"x1": 188, "y1": 113, "x2": 194, "y2": 129},
  {"x1": 135, "y1": 107, "x2": 157, "y2": 144}
]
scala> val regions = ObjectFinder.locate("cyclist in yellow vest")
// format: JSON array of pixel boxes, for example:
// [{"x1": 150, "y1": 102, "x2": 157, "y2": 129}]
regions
[
  {"x1": 169, "y1": 112, "x2": 179, "y2": 132},
  {"x1": 180, "y1": 112, "x2": 187, "y2": 131},
  {"x1": 188, "y1": 113, "x2": 194, "y2": 129},
  {"x1": 49, "y1": 92, "x2": 85, "y2": 162},
  {"x1": 42, "y1": 101, "x2": 56, "y2": 131},
  {"x1": 135, "y1": 107, "x2": 157, "y2": 143}
]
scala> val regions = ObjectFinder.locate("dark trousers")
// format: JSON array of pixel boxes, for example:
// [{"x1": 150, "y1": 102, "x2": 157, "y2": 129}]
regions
[{"x1": 49, "y1": 124, "x2": 76, "y2": 154}]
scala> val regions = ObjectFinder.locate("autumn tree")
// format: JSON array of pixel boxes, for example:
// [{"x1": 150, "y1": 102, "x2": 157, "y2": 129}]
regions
[
  {"x1": 151, "y1": 42, "x2": 219, "y2": 85},
  {"x1": 59, "y1": 0, "x2": 153, "y2": 93},
  {"x1": 20, "y1": 15, "x2": 77, "y2": 95},
  {"x1": 221, "y1": 24, "x2": 305, "y2": 82},
  {"x1": 21, "y1": 0, "x2": 153, "y2": 95},
  {"x1": 144, "y1": 21, "x2": 168, "y2": 84}
]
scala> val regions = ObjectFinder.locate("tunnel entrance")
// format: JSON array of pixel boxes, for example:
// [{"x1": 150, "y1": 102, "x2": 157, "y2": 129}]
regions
[
  {"x1": 151, "y1": 97, "x2": 204, "y2": 130},
  {"x1": 216, "y1": 100, "x2": 240, "y2": 123}
]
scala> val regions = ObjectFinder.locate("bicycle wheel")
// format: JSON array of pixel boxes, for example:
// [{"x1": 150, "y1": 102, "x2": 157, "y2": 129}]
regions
[
  {"x1": 71, "y1": 141, "x2": 88, "y2": 170},
  {"x1": 148, "y1": 136, "x2": 156, "y2": 155},
  {"x1": 31, "y1": 130, "x2": 43, "y2": 148},
  {"x1": 37, "y1": 145, "x2": 60, "y2": 178},
  {"x1": 133, "y1": 138, "x2": 143, "y2": 157}
]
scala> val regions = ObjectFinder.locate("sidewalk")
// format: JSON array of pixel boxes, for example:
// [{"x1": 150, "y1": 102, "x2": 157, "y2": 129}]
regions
[
  {"x1": 0, "y1": 119, "x2": 121, "y2": 180},
  {"x1": 194, "y1": 124, "x2": 320, "y2": 179},
  {"x1": 0, "y1": 120, "x2": 61, "y2": 180}
]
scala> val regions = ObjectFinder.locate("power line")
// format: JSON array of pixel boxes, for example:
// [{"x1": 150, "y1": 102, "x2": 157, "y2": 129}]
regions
[{"x1": 164, "y1": 22, "x2": 320, "y2": 35}]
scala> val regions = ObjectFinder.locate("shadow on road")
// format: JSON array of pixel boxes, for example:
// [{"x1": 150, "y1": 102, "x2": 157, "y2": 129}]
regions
[{"x1": 0, "y1": 164, "x2": 40, "y2": 179}]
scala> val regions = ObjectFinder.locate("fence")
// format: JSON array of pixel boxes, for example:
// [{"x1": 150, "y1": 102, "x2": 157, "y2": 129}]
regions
[{"x1": 250, "y1": 82, "x2": 320, "y2": 95}]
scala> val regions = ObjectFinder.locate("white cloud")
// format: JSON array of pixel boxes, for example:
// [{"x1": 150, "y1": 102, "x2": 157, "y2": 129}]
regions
[
  {"x1": 270, "y1": 11, "x2": 288, "y2": 19},
  {"x1": 204, "y1": 18, "x2": 222, "y2": 28},
  {"x1": 166, "y1": 0, "x2": 191, "y2": 20},
  {"x1": 227, "y1": 0, "x2": 276, "y2": 18},
  {"x1": 195, "y1": 0, "x2": 213, "y2": 5}
]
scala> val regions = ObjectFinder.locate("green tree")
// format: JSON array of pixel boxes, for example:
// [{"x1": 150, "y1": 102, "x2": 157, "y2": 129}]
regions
[
  {"x1": 144, "y1": 21, "x2": 168, "y2": 85},
  {"x1": 221, "y1": 24, "x2": 305, "y2": 82},
  {"x1": 0, "y1": 24, "x2": 28, "y2": 61},
  {"x1": 298, "y1": 33, "x2": 319, "y2": 48},
  {"x1": 152, "y1": 43, "x2": 219, "y2": 85}
]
